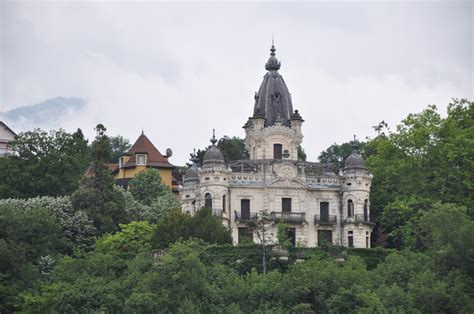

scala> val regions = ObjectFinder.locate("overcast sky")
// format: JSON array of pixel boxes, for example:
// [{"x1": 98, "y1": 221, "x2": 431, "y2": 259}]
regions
[{"x1": 1, "y1": 1, "x2": 472, "y2": 165}]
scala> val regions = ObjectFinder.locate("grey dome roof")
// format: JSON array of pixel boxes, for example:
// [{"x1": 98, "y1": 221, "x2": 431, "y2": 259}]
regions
[
  {"x1": 202, "y1": 130, "x2": 226, "y2": 169},
  {"x1": 344, "y1": 153, "x2": 366, "y2": 169},
  {"x1": 253, "y1": 44, "x2": 293, "y2": 127},
  {"x1": 344, "y1": 142, "x2": 366, "y2": 170},
  {"x1": 183, "y1": 164, "x2": 198, "y2": 184}
]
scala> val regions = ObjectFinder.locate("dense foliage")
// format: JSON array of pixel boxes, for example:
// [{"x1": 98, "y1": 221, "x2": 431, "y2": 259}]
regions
[
  {"x1": 0, "y1": 128, "x2": 89, "y2": 198},
  {"x1": 0, "y1": 100, "x2": 473, "y2": 312}
]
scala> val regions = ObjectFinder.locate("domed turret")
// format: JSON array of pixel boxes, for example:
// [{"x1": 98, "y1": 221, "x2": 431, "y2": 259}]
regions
[
  {"x1": 344, "y1": 141, "x2": 366, "y2": 170},
  {"x1": 183, "y1": 153, "x2": 199, "y2": 185},
  {"x1": 253, "y1": 43, "x2": 293, "y2": 127},
  {"x1": 202, "y1": 130, "x2": 226, "y2": 169}
]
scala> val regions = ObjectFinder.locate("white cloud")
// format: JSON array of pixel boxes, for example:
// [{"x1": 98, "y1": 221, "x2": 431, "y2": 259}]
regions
[{"x1": 1, "y1": 1, "x2": 472, "y2": 164}]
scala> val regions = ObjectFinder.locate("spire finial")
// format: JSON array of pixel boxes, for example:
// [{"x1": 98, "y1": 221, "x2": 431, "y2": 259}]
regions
[
  {"x1": 210, "y1": 129, "x2": 217, "y2": 145},
  {"x1": 265, "y1": 37, "x2": 281, "y2": 71},
  {"x1": 141, "y1": 130, "x2": 144, "y2": 135},
  {"x1": 352, "y1": 135, "x2": 359, "y2": 153}
]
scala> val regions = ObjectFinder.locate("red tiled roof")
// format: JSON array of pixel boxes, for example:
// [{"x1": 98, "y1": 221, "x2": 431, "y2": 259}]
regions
[{"x1": 123, "y1": 132, "x2": 175, "y2": 169}]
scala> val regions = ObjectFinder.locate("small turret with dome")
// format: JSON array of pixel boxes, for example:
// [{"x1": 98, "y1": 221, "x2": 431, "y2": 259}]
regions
[
  {"x1": 344, "y1": 138, "x2": 366, "y2": 172},
  {"x1": 202, "y1": 129, "x2": 226, "y2": 169},
  {"x1": 183, "y1": 151, "x2": 199, "y2": 186}
]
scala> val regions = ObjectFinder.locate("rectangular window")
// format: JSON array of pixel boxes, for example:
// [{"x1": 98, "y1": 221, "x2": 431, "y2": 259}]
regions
[
  {"x1": 119, "y1": 157, "x2": 124, "y2": 168},
  {"x1": 320, "y1": 202, "x2": 329, "y2": 222},
  {"x1": 241, "y1": 199, "x2": 250, "y2": 220},
  {"x1": 273, "y1": 144, "x2": 282, "y2": 159},
  {"x1": 348, "y1": 236, "x2": 354, "y2": 247},
  {"x1": 286, "y1": 228, "x2": 296, "y2": 246},
  {"x1": 238, "y1": 227, "x2": 252, "y2": 244},
  {"x1": 348, "y1": 230, "x2": 354, "y2": 248},
  {"x1": 318, "y1": 230, "x2": 333, "y2": 246},
  {"x1": 282, "y1": 198, "x2": 292, "y2": 213},
  {"x1": 136, "y1": 154, "x2": 146, "y2": 165},
  {"x1": 366, "y1": 237, "x2": 369, "y2": 248}
]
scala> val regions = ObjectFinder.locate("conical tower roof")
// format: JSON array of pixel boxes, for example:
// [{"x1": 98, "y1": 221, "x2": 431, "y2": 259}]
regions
[{"x1": 253, "y1": 43, "x2": 294, "y2": 127}]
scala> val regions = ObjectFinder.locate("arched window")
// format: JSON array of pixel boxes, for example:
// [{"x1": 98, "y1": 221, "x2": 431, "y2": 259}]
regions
[
  {"x1": 347, "y1": 199, "x2": 354, "y2": 217},
  {"x1": 364, "y1": 199, "x2": 369, "y2": 221},
  {"x1": 222, "y1": 195, "x2": 226, "y2": 213},
  {"x1": 204, "y1": 193, "x2": 212, "y2": 210}
]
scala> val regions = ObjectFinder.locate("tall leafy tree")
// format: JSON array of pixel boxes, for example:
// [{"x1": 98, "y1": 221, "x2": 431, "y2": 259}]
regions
[
  {"x1": 109, "y1": 135, "x2": 131, "y2": 163},
  {"x1": 71, "y1": 124, "x2": 127, "y2": 234}
]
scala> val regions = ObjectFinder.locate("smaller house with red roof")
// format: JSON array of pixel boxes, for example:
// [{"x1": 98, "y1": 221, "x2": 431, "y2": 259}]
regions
[
  {"x1": 0, "y1": 121, "x2": 16, "y2": 156},
  {"x1": 111, "y1": 131, "x2": 178, "y2": 193}
]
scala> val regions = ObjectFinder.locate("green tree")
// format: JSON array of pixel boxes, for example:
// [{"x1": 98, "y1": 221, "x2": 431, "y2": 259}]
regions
[
  {"x1": 0, "y1": 205, "x2": 71, "y2": 312},
  {"x1": 152, "y1": 208, "x2": 232, "y2": 249},
  {"x1": 297, "y1": 145, "x2": 307, "y2": 161},
  {"x1": 109, "y1": 135, "x2": 131, "y2": 163},
  {"x1": 318, "y1": 141, "x2": 367, "y2": 169},
  {"x1": 247, "y1": 210, "x2": 273, "y2": 274},
  {"x1": 0, "y1": 128, "x2": 89, "y2": 198},
  {"x1": 217, "y1": 136, "x2": 249, "y2": 162},
  {"x1": 71, "y1": 124, "x2": 127, "y2": 234},
  {"x1": 187, "y1": 135, "x2": 249, "y2": 166},
  {"x1": 403, "y1": 203, "x2": 474, "y2": 277},
  {"x1": 187, "y1": 207, "x2": 233, "y2": 245},
  {"x1": 129, "y1": 168, "x2": 167, "y2": 206}
]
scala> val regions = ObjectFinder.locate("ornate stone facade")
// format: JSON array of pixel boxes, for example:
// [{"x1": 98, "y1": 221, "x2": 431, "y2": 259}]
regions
[{"x1": 180, "y1": 45, "x2": 375, "y2": 248}]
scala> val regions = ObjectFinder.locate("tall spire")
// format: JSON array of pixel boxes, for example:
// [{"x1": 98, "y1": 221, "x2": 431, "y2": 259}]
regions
[{"x1": 265, "y1": 39, "x2": 281, "y2": 71}]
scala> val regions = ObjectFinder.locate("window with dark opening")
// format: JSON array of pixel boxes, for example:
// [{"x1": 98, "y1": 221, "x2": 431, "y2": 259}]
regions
[
  {"x1": 318, "y1": 230, "x2": 333, "y2": 246},
  {"x1": 204, "y1": 193, "x2": 212, "y2": 210},
  {"x1": 364, "y1": 199, "x2": 369, "y2": 221},
  {"x1": 241, "y1": 199, "x2": 250, "y2": 220},
  {"x1": 347, "y1": 199, "x2": 354, "y2": 217},
  {"x1": 282, "y1": 198, "x2": 292, "y2": 213},
  {"x1": 320, "y1": 202, "x2": 329, "y2": 222},
  {"x1": 348, "y1": 230, "x2": 354, "y2": 247},
  {"x1": 274, "y1": 144, "x2": 282, "y2": 159},
  {"x1": 222, "y1": 195, "x2": 226, "y2": 213}
]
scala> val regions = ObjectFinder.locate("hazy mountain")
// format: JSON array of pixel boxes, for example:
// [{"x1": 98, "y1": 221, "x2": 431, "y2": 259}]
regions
[{"x1": 0, "y1": 97, "x2": 86, "y2": 128}]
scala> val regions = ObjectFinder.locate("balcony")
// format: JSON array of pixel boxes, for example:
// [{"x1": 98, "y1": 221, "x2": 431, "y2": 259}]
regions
[
  {"x1": 234, "y1": 210, "x2": 258, "y2": 223},
  {"x1": 270, "y1": 211, "x2": 306, "y2": 224},
  {"x1": 355, "y1": 214, "x2": 375, "y2": 226},
  {"x1": 344, "y1": 214, "x2": 375, "y2": 226},
  {"x1": 314, "y1": 214, "x2": 337, "y2": 225}
]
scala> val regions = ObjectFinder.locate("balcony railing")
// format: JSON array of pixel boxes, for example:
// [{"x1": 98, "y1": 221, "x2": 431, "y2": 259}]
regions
[
  {"x1": 355, "y1": 214, "x2": 375, "y2": 226},
  {"x1": 270, "y1": 211, "x2": 306, "y2": 224},
  {"x1": 314, "y1": 214, "x2": 337, "y2": 225},
  {"x1": 344, "y1": 214, "x2": 375, "y2": 226},
  {"x1": 234, "y1": 210, "x2": 258, "y2": 223}
]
